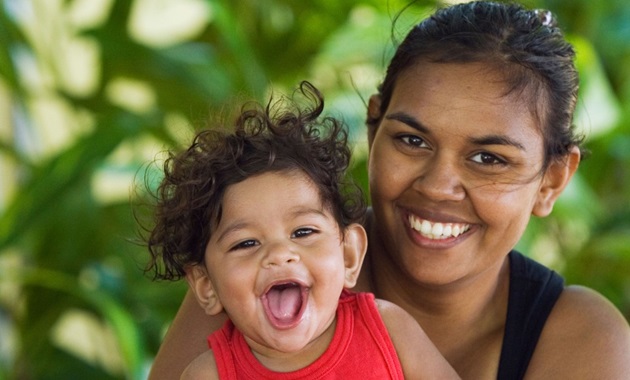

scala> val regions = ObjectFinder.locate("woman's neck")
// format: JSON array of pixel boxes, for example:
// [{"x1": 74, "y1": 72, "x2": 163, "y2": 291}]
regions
[{"x1": 365, "y1": 214, "x2": 510, "y2": 372}]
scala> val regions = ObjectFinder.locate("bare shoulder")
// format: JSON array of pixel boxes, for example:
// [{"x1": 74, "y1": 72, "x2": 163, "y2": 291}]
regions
[
  {"x1": 375, "y1": 298, "x2": 425, "y2": 345},
  {"x1": 527, "y1": 285, "x2": 630, "y2": 379},
  {"x1": 375, "y1": 298, "x2": 461, "y2": 379},
  {"x1": 180, "y1": 350, "x2": 219, "y2": 380}
]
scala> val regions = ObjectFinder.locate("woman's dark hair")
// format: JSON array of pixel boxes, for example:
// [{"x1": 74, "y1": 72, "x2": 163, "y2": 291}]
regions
[
  {"x1": 144, "y1": 81, "x2": 365, "y2": 280},
  {"x1": 369, "y1": 1, "x2": 584, "y2": 168}
]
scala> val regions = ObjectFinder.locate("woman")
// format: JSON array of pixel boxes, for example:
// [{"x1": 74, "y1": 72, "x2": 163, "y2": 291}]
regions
[{"x1": 148, "y1": 2, "x2": 630, "y2": 378}]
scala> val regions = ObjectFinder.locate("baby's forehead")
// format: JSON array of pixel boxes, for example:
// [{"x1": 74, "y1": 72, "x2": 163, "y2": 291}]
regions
[{"x1": 216, "y1": 169, "x2": 331, "y2": 216}]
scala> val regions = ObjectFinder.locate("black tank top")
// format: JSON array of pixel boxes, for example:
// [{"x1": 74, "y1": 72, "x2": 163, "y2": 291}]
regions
[{"x1": 497, "y1": 250, "x2": 564, "y2": 379}]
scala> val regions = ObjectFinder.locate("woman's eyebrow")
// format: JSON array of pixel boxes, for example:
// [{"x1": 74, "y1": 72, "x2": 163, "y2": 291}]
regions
[
  {"x1": 386, "y1": 112, "x2": 526, "y2": 150},
  {"x1": 385, "y1": 112, "x2": 430, "y2": 133},
  {"x1": 470, "y1": 135, "x2": 526, "y2": 150}
]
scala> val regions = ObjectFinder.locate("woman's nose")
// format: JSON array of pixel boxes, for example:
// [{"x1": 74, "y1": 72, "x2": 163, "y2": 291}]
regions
[
  {"x1": 412, "y1": 155, "x2": 466, "y2": 202},
  {"x1": 261, "y1": 242, "x2": 300, "y2": 268}
]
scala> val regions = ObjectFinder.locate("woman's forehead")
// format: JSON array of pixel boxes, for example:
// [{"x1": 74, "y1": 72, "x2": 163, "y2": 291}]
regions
[
  {"x1": 397, "y1": 62, "x2": 530, "y2": 101},
  {"x1": 386, "y1": 62, "x2": 544, "y2": 147}
]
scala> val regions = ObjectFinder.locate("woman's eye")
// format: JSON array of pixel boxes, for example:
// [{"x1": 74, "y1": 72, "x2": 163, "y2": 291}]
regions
[
  {"x1": 398, "y1": 134, "x2": 426, "y2": 148},
  {"x1": 471, "y1": 152, "x2": 506, "y2": 165},
  {"x1": 230, "y1": 239, "x2": 258, "y2": 251},
  {"x1": 292, "y1": 228, "x2": 316, "y2": 239}
]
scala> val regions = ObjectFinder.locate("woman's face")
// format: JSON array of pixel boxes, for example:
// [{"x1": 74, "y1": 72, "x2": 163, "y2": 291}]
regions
[{"x1": 368, "y1": 62, "x2": 558, "y2": 286}]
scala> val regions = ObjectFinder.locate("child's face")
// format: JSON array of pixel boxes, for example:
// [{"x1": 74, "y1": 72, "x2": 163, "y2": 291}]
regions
[{"x1": 202, "y1": 170, "x2": 357, "y2": 358}]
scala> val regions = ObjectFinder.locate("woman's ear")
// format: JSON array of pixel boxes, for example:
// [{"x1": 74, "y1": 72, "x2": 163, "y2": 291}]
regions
[
  {"x1": 342, "y1": 223, "x2": 368, "y2": 288},
  {"x1": 533, "y1": 146, "x2": 581, "y2": 217},
  {"x1": 367, "y1": 94, "x2": 382, "y2": 147},
  {"x1": 185, "y1": 264, "x2": 224, "y2": 316}
]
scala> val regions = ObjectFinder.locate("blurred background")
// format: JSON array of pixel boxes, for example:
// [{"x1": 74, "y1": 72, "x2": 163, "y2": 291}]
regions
[{"x1": 0, "y1": 0, "x2": 628, "y2": 378}]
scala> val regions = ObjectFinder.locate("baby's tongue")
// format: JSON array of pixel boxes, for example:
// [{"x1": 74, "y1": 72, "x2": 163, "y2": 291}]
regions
[{"x1": 267, "y1": 284, "x2": 301, "y2": 322}]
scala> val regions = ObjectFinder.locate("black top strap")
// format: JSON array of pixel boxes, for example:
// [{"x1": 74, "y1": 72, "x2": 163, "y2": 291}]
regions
[{"x1": 497, "y1": 250, "x2": 564, "y2": 380}]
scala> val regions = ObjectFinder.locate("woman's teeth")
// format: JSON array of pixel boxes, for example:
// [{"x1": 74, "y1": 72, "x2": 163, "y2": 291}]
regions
[{"x1": 408, "y1": 215, "x2": 470, "y2": 239}]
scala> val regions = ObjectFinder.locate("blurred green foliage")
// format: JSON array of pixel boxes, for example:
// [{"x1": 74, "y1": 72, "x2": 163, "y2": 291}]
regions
[{"x1": 0, "y1": 0, "x2": 628, "y2": 378}]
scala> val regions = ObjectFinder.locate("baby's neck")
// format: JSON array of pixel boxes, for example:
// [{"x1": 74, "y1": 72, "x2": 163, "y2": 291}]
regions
[{"x1": 245, "y1": 317, "x2": 338, "y2": 373}]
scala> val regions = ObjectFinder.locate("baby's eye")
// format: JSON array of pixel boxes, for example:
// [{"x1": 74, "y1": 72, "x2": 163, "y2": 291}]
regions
[
  {"x1": 471, "y1": 152, "x2": 506, "y2": 165},
  {"x1": 398, "y1": 134, "x2": 427, "y2": 148},
  {"x1": 230, "y1": 239, "x2": 259, "y2": 251},
  {"x1": 291, "y1": 228, "x2": 316, "y2": 239}
]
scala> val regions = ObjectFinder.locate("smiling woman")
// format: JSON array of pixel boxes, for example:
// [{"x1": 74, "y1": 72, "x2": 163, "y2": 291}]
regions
[
  {"x1": 2, "y1": 0, "x2": 629, "y2": 378},
  {"x1": 361, "y1": 2, "x2": 629, "y2": 378},
  {"x1": 366, "y1": 61, "x2": 564, "y2": 286},
  {"x1": 147, "y1": 2, "x2": 630, "y2": 379}
]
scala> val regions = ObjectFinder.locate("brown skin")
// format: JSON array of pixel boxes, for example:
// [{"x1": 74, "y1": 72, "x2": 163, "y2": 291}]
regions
[
  {"x1": 365, "y1": 61, "x2": 561, "y2": 379},
  {"x1": 148, "y1": 62, "x2": 630, "y2": 379},
  {"x1": 363, "y1": 62, "x2": 630, "y2": 379},
  {"x1": 150, "y1": 291, "x2": 223, "y2": 379},
  {"x1": 178, "y1": 297, "x2": 461, "y2": 380},
  {"x1": 174, "y1": 171, "x2": 459, "y2": 378},
  {"x1": 186, "y1": 172, "x2": 366, "y2": 371}
]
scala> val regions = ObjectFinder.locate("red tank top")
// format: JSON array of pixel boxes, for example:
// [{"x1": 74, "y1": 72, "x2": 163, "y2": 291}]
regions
[{"x1": 207, "y1": 290, "x2": 404, "y2": 379}]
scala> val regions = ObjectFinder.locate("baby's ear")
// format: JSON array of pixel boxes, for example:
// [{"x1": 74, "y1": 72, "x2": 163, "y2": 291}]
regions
[
  {"x1": 185, "y1": 264, "x2": 224, "y2": 316},
  {"x1": 342, "y1": 223, "x2": 368, "y2": 289}
]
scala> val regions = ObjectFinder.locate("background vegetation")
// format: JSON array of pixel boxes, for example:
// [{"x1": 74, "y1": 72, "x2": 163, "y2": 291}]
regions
[{"x1": 1, "y1": 0, "x2": 628, "y2": 378}]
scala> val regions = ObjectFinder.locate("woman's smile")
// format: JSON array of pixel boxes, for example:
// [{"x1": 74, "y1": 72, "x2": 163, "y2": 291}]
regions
[
  {"x1": 368, "y1": 61, "x2": 546, "y2": 285},
  {"x1": 407, "y1": 214, "x2": 471, "y2": 240}
]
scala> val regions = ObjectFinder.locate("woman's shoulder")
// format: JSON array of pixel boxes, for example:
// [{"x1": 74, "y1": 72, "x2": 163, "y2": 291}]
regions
[{"x1": 527, "y1": 285, "x2": 630, "y2": 378}]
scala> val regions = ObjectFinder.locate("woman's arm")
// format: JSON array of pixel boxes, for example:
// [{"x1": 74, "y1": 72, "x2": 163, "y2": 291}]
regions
[
  {"x1": 148, "y1": 290, "x2": 227, "y2": 380},
  {"x1": 526, "y1": 285, "x2": 630, "y2": 379}
]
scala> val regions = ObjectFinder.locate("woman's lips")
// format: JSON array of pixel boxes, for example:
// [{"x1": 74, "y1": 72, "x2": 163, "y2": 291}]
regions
[{"x1": 408, "y1": 214, "x2": 471, "y2": 240}]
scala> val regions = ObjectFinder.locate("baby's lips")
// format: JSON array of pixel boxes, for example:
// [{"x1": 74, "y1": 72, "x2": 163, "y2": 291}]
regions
[{"x1": 262, "y1": 281, "x2": 309, "y2": 330}]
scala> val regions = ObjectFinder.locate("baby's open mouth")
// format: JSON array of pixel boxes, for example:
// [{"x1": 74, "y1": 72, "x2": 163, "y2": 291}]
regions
[{"x1": 262, "y1": 281, "x2": 307, "y2": 329}]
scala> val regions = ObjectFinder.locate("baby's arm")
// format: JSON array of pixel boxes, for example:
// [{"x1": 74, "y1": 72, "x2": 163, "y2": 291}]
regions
[
  {"x1": 180, "y1": 350, "x2": 219, "y2": 380},
  {"x1": 376, "y1": 299, "x2": 461, "y2": 379}
]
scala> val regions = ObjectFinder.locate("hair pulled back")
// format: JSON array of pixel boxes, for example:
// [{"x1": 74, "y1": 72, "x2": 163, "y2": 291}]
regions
[
  {"x1": 370, "y1": 1, "x2": 584, "y2": 167},
  {"x1": 145, "y1": 81, "x2": 365, "y2": 280}
]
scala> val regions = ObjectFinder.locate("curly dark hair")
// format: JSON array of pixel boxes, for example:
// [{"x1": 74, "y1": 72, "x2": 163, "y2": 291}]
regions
[{"x1": 144, "y1": 81, "x2": 365, "y2": 280}]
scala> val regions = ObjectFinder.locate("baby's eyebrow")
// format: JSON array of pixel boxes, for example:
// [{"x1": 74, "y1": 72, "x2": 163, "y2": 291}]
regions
[
  {"x1": 291, "y1": 207, "x2": 325, "y2": 216},
  {"x1": 215, "y1": 221, "x2": 249, "y2": 244},
  {"x1": 215, "y1": 208, "x2": 328, "y2": 243},
  {"x1": 287, "y1": 207, "x2": 328, "y2": 221}
]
